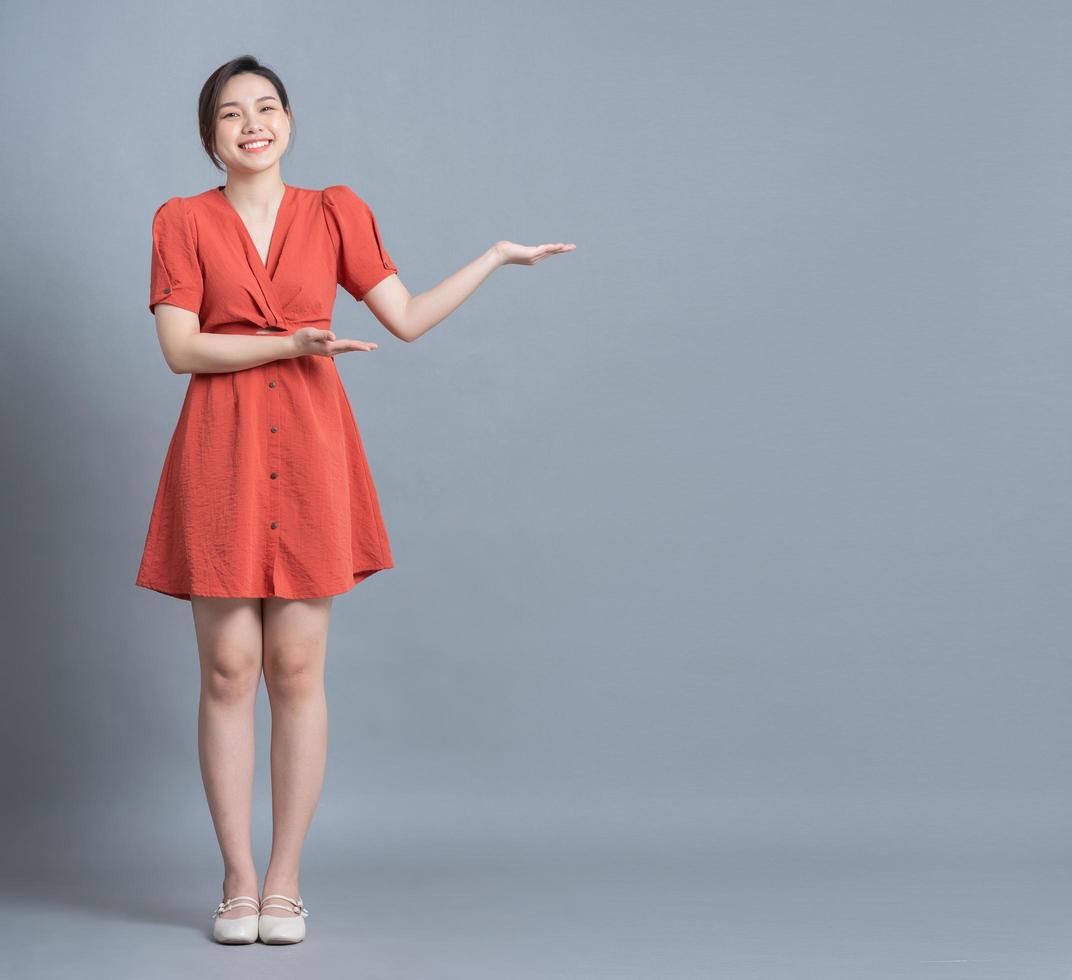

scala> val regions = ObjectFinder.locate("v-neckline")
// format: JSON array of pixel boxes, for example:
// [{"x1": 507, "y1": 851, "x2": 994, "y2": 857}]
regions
[{"x1": 215, "y1": 184, "x2": 292, "y2": 278}]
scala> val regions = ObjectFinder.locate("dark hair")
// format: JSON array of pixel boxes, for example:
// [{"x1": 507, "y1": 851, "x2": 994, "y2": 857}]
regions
[{"x1": 198, "y1": 56, "x2": 295, "y2": 172}]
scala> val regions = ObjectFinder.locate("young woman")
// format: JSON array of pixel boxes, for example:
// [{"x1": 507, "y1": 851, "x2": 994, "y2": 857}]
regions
[{"x1": 135, "y1": 55, "x2": 574, "y2": 945}]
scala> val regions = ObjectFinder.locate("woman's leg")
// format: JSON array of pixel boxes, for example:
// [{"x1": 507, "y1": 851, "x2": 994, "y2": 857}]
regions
[
  {"x1": 190, "y1": 596, "x2": 264, "y2": 917},
  {"x1": 259, "y1": 595, "x2": 333, "y2": 914}
]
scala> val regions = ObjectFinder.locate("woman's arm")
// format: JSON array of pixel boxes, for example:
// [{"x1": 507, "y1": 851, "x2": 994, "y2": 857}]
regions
[
  {"x1": 362, "y1": 239, "x2": 575, "y2": 344},
  {"x1": 154, "y1": 310, "x2": 382, "y2": 373},
  {"x1": 152, "y1": 305, "x2": 306, "y2": 374}
]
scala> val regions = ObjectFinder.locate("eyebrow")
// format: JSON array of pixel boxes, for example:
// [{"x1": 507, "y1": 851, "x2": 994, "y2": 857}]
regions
[{"x1": 218, "y1": 96, "x2": 279, "y2": 109}]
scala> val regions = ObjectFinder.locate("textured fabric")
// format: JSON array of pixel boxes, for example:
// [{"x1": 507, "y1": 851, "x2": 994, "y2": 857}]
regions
[{"x1": 136, "y1": 184, "x2": 398, "y2": 601}]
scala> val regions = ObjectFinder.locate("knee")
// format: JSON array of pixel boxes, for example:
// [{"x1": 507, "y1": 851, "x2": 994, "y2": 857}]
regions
[
  {"x1": 263, "y1": 642, "x2": 323, "y2": 700},
  {"x1": 202, "y1": 648, "x2": 261, "y2": 703}
]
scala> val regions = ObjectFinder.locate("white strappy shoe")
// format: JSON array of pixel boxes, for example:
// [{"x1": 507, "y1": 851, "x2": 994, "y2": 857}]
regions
[
  {"x1": 258, "y1": 893, "x2": 310, "y2": 944},
  {"x1": 210, "y1": 895, "x2": 260, "y2": 944}
]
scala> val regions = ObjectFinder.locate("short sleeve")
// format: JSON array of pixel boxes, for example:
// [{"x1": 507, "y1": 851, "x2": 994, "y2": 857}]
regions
[
  {"x1": 149, "y1": 197, "x2": 203, "y2": 315},
  {"x1": 321, "y1": 184, "x2": 398, "y2": 302}
]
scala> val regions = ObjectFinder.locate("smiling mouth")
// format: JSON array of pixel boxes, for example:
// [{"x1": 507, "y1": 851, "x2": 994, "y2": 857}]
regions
[{"x1": 239, "y1": 139, "x2": 273, "y2": 152}]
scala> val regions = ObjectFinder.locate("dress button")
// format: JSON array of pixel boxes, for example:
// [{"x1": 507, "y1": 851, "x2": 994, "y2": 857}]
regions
[
  {"x1": 270, "y1": 426, "x2": 278, "y2": 433},
  {"x1": 270, "y1": 472, "x2": 278, "y2": 479},
  {"x1": 268, "y1": 380, "x2": 276, "y2": 388},
  {"x1": 163, "y1": 287, "x2": 171, "y2": 294},
  {"x1": 270, "y1": 522, "x2": 278, "y2": 529}
]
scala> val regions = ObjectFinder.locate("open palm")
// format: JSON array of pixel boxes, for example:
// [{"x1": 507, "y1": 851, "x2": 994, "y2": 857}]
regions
[
  {"x1": 256, "y1": 326, "x2": 378, "y2": 356},
  {"x1": 494, "y1": 240, "x2": 576, "y2": 266}
]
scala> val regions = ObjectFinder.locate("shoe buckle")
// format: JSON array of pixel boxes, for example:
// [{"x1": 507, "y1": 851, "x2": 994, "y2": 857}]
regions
[{"x1": 212, "y1": 897, "x2": 254, "y2": 918}]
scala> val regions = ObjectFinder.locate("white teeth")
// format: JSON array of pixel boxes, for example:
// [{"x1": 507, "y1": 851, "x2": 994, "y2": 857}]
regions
[{"x1": 240, "y1": 139, "x2": 271, "y2": 149}]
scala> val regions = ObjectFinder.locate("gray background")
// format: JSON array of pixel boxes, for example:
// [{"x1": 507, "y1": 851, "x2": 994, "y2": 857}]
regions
[{"x1": 3, "y1": 0, "x2": 1070, "y2": 977}]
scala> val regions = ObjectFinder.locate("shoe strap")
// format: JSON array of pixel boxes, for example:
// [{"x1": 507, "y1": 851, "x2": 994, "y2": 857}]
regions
[
  {"x1": 211, "y1": 895, "x2": 260, "y2": 918},
  {"x1": 259, "y1": 893, "x2": 310, "y2": 916}
]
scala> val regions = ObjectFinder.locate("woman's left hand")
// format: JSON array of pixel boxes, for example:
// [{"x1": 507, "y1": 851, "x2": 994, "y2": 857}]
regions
[{"x1": 493, "y1": 240, "x2": 576, "y2": 267}]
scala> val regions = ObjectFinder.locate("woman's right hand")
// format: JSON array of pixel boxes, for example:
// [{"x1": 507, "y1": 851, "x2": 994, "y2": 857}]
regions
[{"x1": 270, "y1": 326, "x2": 379, "y2": 357}]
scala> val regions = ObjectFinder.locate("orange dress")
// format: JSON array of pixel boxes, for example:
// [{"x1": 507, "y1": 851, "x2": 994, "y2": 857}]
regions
[{"x1": 135, "y1": 183, "x2": 397, "y2": 601}]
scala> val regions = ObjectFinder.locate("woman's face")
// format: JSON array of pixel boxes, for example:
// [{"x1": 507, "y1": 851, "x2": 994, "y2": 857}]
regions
[{"x1": 213, "y1": 73, "x2": 291, "y2": 175}]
